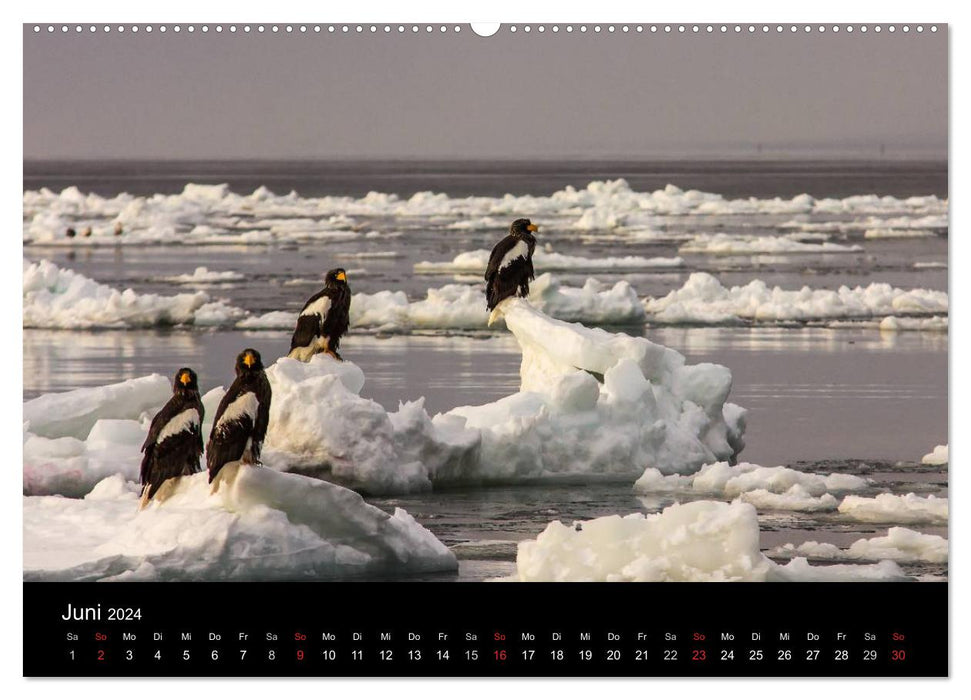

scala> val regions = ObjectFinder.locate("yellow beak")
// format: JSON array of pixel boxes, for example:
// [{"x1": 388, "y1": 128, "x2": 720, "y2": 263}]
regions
[
  {"x1": 179, "y1": 372, "x2": 191, "y2": 386},
  {"x1": 527, "y1": 224, "x2": 539, "y2": 232},
  {"x1": 243, "y1": 353, "x2": 254, "y2": 367},
  {"x1": 336, "y1": 271, "x2": 347, "y2": 282}
]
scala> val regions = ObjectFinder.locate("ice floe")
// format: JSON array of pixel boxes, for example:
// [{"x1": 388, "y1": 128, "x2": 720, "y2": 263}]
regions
[
  {"x1": 23, "y1": 466, "x2": 457, "y2": 581},
  {"x1": 921, "y1": 444, "x2": 948, "y2": 465},
  {"x1": 780, "y1": 214, "x2": 947, "y2": 234},
  {"x1": 23, "y1": 259, "x2": 247, "y2": 329},
  {"x1": 23, "y1": 384, "x2": 225, "y2": 496},
  {"x1": 838, "y1": 493, "x2": 948, "y2": 525},
  {"x1": 505, "y1": 501, "x2": 910, "y2": 582},
  {"x1": 414, "y1": 248, "x2": 683, "y2": 274},
  {"x1": 160, "y1": 266, "x2": 247, "y2": 284},
  {"x1": 634, "y1": 460, "x2": 866, "y2": 512},
  {"x1": 768, "y1": 527, "x2": 948, "y2": 564},
  {"x1": 643, "y1": 272, "x2": 948, "y2": 325},
  {"x1": 24, "y1": 180, "x2": 947, "y2": 248},
  {"x1": 243, "y1": 273, "x2": 646, "y2": 331},
  {"x1": 23, "y1": 374, "x2": 171, "y2": 440}
]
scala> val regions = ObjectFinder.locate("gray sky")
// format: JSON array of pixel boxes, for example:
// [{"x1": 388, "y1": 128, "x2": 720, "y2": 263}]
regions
[{"x1": 23, "y1": 25, "x2": 947, "y2": 160}]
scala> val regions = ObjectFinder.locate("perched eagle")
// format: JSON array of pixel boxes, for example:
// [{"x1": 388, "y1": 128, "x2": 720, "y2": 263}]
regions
[
  {"x1": 288, "y1": 268, "x2": 351, "y2": 361},
  {"x1": 485, "y1": 218, "x2": 539, "y2": 311},
  {"x1": 206, "y1": 348, "x2": 272, "y2": 483},
  {"x1": 139, "y1": 367, "x2": 204, "y2": 509}
]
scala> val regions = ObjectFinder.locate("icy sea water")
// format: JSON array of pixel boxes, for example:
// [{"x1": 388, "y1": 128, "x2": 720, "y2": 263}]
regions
[{"x1": 23, "y1": 160, "x2": 948, "y2": 581}]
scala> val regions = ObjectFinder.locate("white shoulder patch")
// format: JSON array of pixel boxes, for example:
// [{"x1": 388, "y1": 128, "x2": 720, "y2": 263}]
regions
[
  {"x1": 157, "y1": 408, "x2": 200, "y2": 443},
  {"x1": 216, "y1": 392, "x2": 259, "y2": 429},
  {"x1": 301, "y1": 295, "x2": 332, "y2": 319},
  {"x1": 499, "y1": 240, "x2": 530, "y2": 271}
]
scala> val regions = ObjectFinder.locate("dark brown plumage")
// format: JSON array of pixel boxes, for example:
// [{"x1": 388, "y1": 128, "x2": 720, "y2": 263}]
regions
[
  {"x1": 139, "y1": 368, "x2": 204, "y2": 507},
  {"x1": 288, "y1": 268, "x2": 351, "y2": 361},
  {"x1": 206, "y1": 349, "x2": 272, "y2": 483},
  {"x1": 485, "y1": 218, "x2": 538, "y2": 311}
]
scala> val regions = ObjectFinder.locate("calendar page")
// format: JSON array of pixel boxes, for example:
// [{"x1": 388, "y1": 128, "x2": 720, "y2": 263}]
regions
[{"x1": 22, "y1": 20, "x2": 948, "y2": 678}]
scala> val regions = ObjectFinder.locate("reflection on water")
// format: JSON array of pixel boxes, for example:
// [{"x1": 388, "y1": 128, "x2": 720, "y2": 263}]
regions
[{"x1": 23, "y1": 329, "x2": 523, "y2": 416}]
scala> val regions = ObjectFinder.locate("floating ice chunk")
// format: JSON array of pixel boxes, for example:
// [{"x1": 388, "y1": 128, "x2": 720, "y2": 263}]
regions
[
  {"x1": 769, "y1": 527, "x2": 948, "y2": 564},
  {"x1": 23, "y1": 466, "x2": 456, "y2": 581},
  {"x1": 23, "y1": 374, "x2": 170, "y2": 439},
  {"x1": 740, "y1": 486, "x2": 838, "y2": 512},
  {"x1": 23, "y1": 259, "x2": 247, "y2": 329},
  {"x1": 644, "y1": 272, "x2": 948, "y2": 325},
  {"x1": 921, "y1": 444, "x2": 948, "y2": 465},
  {"x1": 506, "y1": 501, "x2": 910, "y2": 582},
  {"x1": 440, "y1": 299, "x2": 744, "y2": 484},
  {"x1": 264, "y1": 355, "x2": 432, "y2": 495},
  {"x1": 414, "y1": 249, "x2": 683, "y2": 274},
  {"x1": 634, "y1": 460, "x2": 865, "y2": 512},
  {"x1": 838, "y1": 493, "x2": 948, "y2": 524},
  {"x1": 679, "y1": 234, "x2": 862, "y2": 255},
  {"x1": 772, "y1": 558, "x2": 908, "y2": 582},
  {"x1": 160, "y1": 266, "x2": 246, "y2": 284},
  {"x1": 24, "y1": 419, "x2": 146, "y2": 497}
]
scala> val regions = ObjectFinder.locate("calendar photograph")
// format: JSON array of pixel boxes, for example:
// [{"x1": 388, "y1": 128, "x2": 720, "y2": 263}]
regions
[{"x1": 23, "y1": 22, "x2": 947, "y2": 597}]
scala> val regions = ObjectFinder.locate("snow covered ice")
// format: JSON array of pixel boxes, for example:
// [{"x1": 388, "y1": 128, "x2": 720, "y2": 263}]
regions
[
  {"x1": 634, "y1": 460, "x2": 867, "y2": 512},
  {"x1": 838, "y1": 493, "x2": 948, "y2": 525},
  {"x1": 23, "y1": 379, "x2": 226, "y2": 496},
  {"x1": 921, "y1": 444, "x2": 948, "y2": 465},
  {"x1": 24, "y1": 374, "x2": 170, "y2": 440},
  {"x1": 160, "y1": 266, "x2": 246, "y2": 284},
  {"x1": 23, "y1": 259, "x2": 246, "y2": 329},
  {"x1": 644, "y1": 272, "x2": 948, "y2": 325},
  {"x1": 768, "y1": 528, "x2": 948, "y2": 564},
  {"x1": 505, "y1": 500, "x2": 909, "y2": 582},
  {"x1": 23, "y1": 180, "x2": 946, "y2": 248},
  {"x1": 25, "y1": 258, "x2": 646, "y2": 332},
  {"x1": 24, "y1": 466, "x2": 457, "y2": 581}
]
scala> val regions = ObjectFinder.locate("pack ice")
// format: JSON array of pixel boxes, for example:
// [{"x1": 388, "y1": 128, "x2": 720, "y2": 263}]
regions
[
  {"x1": 24, "y1": 465, "x2": 457, "y2": 581},
  {"x1": 25, "y1": 298, "x2": 745, "y2": 498},
  {"x1": 23, "y1": 180, "x2": 947, "y2": 246},
  {"x1": 644, "y1": 272, "x2": 948, "y2": 325},
  {"x1": 242, "y1": 272, "x2": 648, "y2": 331},
  {"x1": 504, "y1": 500, "x2": 909, "y2": 582},
  {"x1": 634, "y1": 460, "x2": 868, "y2": 512},
  {"x1": 23, "y1": 259, "x2": 246, "y2": 329}
]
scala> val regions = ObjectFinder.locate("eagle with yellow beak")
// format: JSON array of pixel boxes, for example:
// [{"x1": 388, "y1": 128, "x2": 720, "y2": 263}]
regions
[
  {"x1": 288, "y1": 267, "x2": 352, "y2": 361},
  {"x1": 138, "y1": 367, "x2": 204, "y2": 508},
  {"x1": 485, "y1": 218, "x2": 539, "y2": 312},
  {"x1": 206, "y1": 348, "x2": 272, "y2": 482}
]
